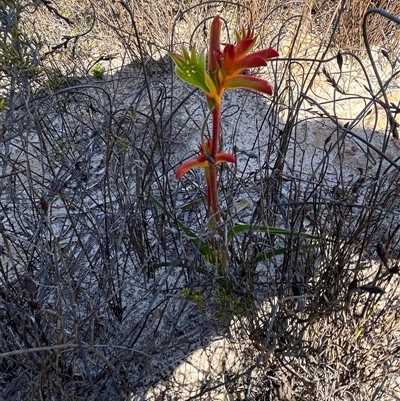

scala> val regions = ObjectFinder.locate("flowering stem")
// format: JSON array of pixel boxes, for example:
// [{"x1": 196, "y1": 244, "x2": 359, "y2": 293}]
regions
[
  {"x1": 208, "y1": 162, "x2": 219, "y2": 222},
  {"x1": 209, "y1": 103, "x2": 222, "y2": 223},
  {"x1": 208, "y1": 102, "x2": 229, "y2": 274},
  {"x1": 211, "y1": 103, "x2": 221, "y2": 158}
]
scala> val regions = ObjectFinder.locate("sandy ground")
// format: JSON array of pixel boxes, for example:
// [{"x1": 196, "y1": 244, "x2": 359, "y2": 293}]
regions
[{"x1": 2, "y1": 15, "x2": 400, "y2": 400}]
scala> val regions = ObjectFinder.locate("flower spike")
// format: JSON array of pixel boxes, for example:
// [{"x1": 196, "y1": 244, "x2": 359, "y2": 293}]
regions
[{"x1": 170, "y1": 15, "x2": 279, "y2": 107}]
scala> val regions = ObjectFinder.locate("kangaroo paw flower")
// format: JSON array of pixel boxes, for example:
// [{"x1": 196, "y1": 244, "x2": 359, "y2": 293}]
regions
[
  {"x1": 176, "y1": 142, "x2": 235, "y2": 179},
  {"x1": 170, "y1": 15, "x2": 279, "y2": 106}
]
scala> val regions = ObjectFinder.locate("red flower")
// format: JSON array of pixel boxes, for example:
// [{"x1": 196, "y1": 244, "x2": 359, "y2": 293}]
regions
[
  {"x1": 176, "y1": 142, "x2": 235, "y2": 179},
  {"x1": 207, "y1": 16, "x2": 279, "y2": 104}
]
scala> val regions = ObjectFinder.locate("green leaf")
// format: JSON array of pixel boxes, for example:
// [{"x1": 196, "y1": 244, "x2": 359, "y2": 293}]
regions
[
  {"x1": 170, "y1": 47, "x2": 215, "y2": 95},
  {"x1": 254, "y1": 242, "x2": 320, "y2": 263}
]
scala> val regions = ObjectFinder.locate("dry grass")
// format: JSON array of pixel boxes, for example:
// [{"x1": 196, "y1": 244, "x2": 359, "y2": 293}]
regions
[{"x1": 1, "y1": 0, "x2": 400, "y2": 400}]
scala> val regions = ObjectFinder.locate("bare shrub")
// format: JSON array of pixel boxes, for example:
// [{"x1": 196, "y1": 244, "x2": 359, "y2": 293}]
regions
[
  {"x1": 1, "y1": 0, "x2": 400, "y2": 400},
  {"x1": 312, "y1": 0, "x2": 400, "y2": 52}
]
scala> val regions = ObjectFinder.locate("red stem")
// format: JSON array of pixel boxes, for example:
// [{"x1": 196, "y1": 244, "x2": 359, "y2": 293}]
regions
[
  {"x1": 208, "y1": 104, "x2": 221, "y2": 222},
  {"x1": 211, "y1": 103, "x2": 221, "y2": 159}
]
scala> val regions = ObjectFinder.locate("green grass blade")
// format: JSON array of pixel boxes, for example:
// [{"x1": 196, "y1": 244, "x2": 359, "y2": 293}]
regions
[
  {"x1": 147, "y1": 192, "x2": 212, "y2": 259},
  {"x1": 254, "y1": 242, "x2": 320, "y2": 263}
]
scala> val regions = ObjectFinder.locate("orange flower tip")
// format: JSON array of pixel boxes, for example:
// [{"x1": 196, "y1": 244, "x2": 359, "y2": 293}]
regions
[
  {"x1": 175, "y1": 169, "x2": 184, "y2": 180},
  {"x1": 266, "y1": 48, "x2": 279, "y2": 59},
  {"x1": 213, "y1": 15, "x2": 221, "y2": 23},
  {"x1": 175, "y1": 164, "x2": 190, "y2": 180},
  {"x1": 175, "y1": 158, "x2": 208, "y2": 179}
]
